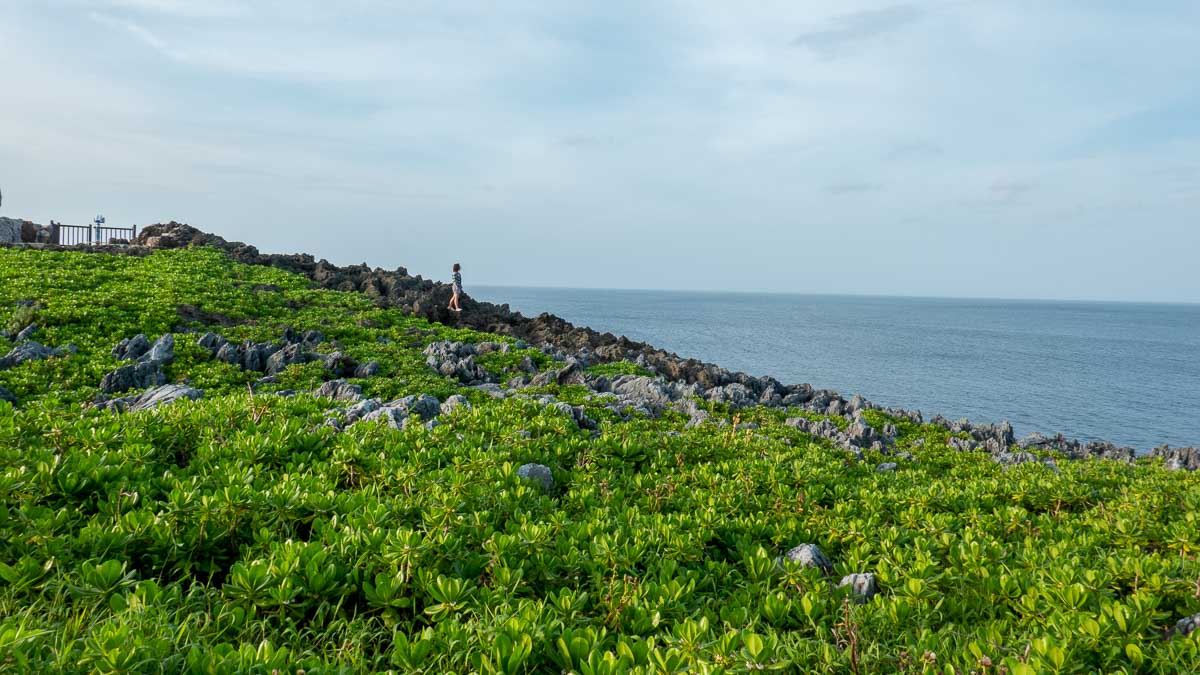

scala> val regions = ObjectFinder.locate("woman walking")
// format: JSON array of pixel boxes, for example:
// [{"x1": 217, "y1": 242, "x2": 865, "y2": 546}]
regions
[{"x1": 448, "y1": 263, "x2": 463, "y2": 312}]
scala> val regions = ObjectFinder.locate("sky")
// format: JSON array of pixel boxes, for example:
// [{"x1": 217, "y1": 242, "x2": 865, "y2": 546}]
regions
[{"x1": 2, "y1": 1, "x2": 1199, "y2": 302}]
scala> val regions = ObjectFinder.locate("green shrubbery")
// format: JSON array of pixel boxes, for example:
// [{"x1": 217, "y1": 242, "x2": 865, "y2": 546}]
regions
[{"x1": 1, "y1": 247, "x2": 1199, "y2": 673}]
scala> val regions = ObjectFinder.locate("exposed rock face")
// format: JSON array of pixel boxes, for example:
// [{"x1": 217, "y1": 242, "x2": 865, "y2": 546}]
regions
[
  {"x1": 423, "y1": 341, "x2": 496, "y2": 384},
  {"x1": 439, "y1": 394, "x2": 470, "y2": 416},
  {"x1": 14, "y1": 324, "x2": 36, "y2": 343},
  {"x1": 354, "y1": 361, "x2": 381, "y2": 378},
  {"x1": 0, "y1": 341, "x2": 65, "y2": 369},
  {"x1": 517, "y1": 463, "x2": 554, "y2": 492},
  {"x1": 1171, "y1": 613, "x2": 1200, "y2": 640},
  {"x1": 100, "y1": 361, "x2": 167, "y2": 394},
  {"x1": 100, "y1": 384, "x2": 202, "y2": 412},
  {"x1": 1150, "y1": 446, "x2": 1200, "y2": 472},
  {"x1": 100, "y1": 334, "x2": 175, "y2": 393},
  {"x1": 315, "y1": 379, "x2": 363, "y2": 402},
  {"x1": 783, "y1": 544, "x2": 834, "y2": 574},
  {"x1": 112, "y1": 334, "x2": 152, "y2": 361},
  {"x1": 0, "y1": 218, "x2": 22, "y2": 244},
  {"x1": 839, "y1": 573, "x2": 879, "y2": 603}
]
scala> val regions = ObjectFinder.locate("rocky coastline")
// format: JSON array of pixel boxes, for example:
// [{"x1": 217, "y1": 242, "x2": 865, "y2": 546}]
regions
[{"x1": 3, "y1": 220, "x2": 1196, "y2": 471}]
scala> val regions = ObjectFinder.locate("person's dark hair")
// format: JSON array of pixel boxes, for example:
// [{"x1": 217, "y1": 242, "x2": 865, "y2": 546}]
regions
[{"x1": 453, "y1": 263, "x2": 461, "y2": 272}]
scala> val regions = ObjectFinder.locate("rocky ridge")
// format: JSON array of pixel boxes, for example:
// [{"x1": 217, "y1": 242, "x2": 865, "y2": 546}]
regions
[{"x1": 4, "y1": 221, "x2": 1196, "y2": 470}]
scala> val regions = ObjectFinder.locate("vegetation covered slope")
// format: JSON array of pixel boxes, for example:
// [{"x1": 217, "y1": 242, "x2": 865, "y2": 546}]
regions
[{"x1": 1, "y1": 246, "x2": 1199, "y2": 674}]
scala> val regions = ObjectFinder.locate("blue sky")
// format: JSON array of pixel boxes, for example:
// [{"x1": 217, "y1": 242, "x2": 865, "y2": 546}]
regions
[{"x1": 2, "y1": 1, "x2": 1199, "y2": 302}]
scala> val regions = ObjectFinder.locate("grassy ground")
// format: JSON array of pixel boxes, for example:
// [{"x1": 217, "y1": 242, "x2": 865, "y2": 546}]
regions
[{"x1": 1, "y1": 246, "x2": 1198, "y2": 673}]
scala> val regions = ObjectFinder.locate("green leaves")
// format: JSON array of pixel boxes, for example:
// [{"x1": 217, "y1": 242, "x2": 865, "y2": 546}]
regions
[{"x1": 2, "y1": 245, "x2": 1200, "y2": 672}]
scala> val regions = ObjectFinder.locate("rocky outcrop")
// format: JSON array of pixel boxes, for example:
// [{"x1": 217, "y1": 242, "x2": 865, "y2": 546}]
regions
[
  {"x1": 100, "y1": 361, "x2": 167, "y2": 394},
  {"x1": 100, "y1": 334, "x2": 175, "y2": 394},
  {"x1": 0, "y1": 341, "x2": 66, "y2": 369},
  {"x1": 782, "y1": 544, "x2": 834, "y2": 574},
  {"x1": 1149, "y1": 446, "x2": 1200, "y2": 472},
  {"x1": 423, "y1": 341, "x2": 502, "y2": 384},
  {"x1": 99, "y1": 384, "x2": 202, "y2": 412},
  {"x1": 784, "y1": 413, "x2": 894, "y2": 454},
  {"x1": 517, "y1": 463, "x2": 554, "y2": 492},
  {"x1": 839, "y1": 573, "x2": 879, "y2": 603},
  {"x1": 1016, "y1": 433, "x2": 1135, "y2": 463},
  {"x1": 315, "y1": 379, "x2": 364, "y2": 402}
]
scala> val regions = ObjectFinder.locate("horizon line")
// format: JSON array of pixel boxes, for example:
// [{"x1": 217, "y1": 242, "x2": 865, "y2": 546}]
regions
[{"x1": 470, "y1": 283, "x2": 1200, "y2": 308}]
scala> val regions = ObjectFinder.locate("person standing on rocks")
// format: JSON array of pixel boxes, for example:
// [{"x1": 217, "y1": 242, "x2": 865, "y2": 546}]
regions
[{"x1": 448, "y1": 263, "x2": 463, "y2": 312}]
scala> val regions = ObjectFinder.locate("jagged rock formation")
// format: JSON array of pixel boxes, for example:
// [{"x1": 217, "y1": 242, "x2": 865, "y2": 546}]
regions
[{"x1": 5, "y1": 220, "x2": 1196, "y2": 466}]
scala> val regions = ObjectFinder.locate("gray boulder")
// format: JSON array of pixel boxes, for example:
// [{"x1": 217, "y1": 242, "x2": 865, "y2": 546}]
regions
[
  {"x1": 0, "y1": 385, "x2": 15, "y2": 406},
  {"x1": 361, "y1": 406, "x2": 407, "y2": 429},
  {"x1": 517, "y1": 463, "x2": 554, "y2": 492},
  {"x1": 322, "y1": 351, "x2": 358, "y2": 378},
  {"x1": 197, "y1": 332, "x2": 227, "y2": 354},
  {"x1": 14, "y1": 324, "x2": 36, "y2": 343},
  {"x1": 0, "y1": 341, "x2": 64, "y2": 369},
  {"x1": 102, "y1": 384, "x2": 202, "y2": 413},
  {"x1": 876, "y1": 462, "x2": 898, "y2": 472},
  {"x1": 113, "y1": 334, "x2": 151, "y2": 361},
  {"x1": 407, "y1": 394, "x2": 442, "y2": 420},
  {"x1": 551, "y1": 401, "x2": 597, "y2": 430},
  {"x1": 266, "y1": 343, "x2": 316, "y2": 375},
  {"x1": 354, "y1": 360, "x2": 381, "y2": 378},
  {"x1": 1171, "y1": 613, "x2": 1200, "y2": 640},
  {"x1": 99, "y1": 361, "x2": 167, "y2": 394},
  {"x1": 315, "y1": 379, "x2": 364, "y2": 402},
  {"x1": 705, "y1": 383, "x2": 754, "y2": 409},
  {"x1": 139, "y1": 334, "x2": 175, "y2": 365},
  {"x1": 439, "y1": 394, "x2": 470, "y2": 416},
  {"x1": 1149, "y1": 446, "x2": 1200, "y2": 472},
  {"x1": 839, "y1": 573, "x2": 879, "y2": 603},
  {"x1": 782, "y1": 544, "x2": 834, "y2": 574}
]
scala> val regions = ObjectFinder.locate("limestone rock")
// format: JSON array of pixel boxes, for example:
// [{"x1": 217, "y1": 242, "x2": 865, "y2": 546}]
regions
[
  {"x1": 0, "y1": 341, "x2": 64, "y2": 369},
  {"x1": 839, "y1": 573, "x2": 879, "y2": 603},
  {"x1": 1171, "y1": 613, "x2": 1200, "y2": 639},
  {"x1": 1150, "y1": 445, "x2": 1200, "y2": 472},
  {"x1": 315, "y1": 379, "x2": 364, "y2": 401},
  {"x1": 439, "y1": 394, "x2": 470, "y2": 416},
  {"x1": 113, "y1": 334, "x2": 151, "y2": 361},
  {"x1": 783, "y1": 544, "x2": 833, "y2": 574},
  {"x1": 354, "y1": 360, "x2": 381, "y2": 378},
  {"x1": 517, "y1": 463, "x2": 554, "y2": 492},
  {"x1": 99, "y1": 361, "x2": 166, "y2": 394}
]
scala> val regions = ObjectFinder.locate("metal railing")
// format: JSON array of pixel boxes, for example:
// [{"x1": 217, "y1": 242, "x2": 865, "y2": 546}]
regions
[{"x1": 51, "y1": 223, "x2": 137, "y2": 246}]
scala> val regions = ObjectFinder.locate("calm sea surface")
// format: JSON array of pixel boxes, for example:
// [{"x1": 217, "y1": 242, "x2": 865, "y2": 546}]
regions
[{"x1": 472, "y1": 286, "x2": 1200, "y2": 453}]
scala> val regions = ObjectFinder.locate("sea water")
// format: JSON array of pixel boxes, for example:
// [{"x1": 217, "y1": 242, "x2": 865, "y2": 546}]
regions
[{"x1": 472, "y1": 286, "x2": 1200, "y2": 453}]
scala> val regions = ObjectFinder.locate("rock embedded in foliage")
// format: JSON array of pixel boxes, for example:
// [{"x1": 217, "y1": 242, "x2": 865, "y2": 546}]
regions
[
  {"x1": 839, "y1": 573, "x2": 879, "y2": 603},
  {"x1": 315, "y1": 379, "x2": 364, "y2": 402},
  {"x1": 1150, "y1": 445, "x2": 1200, "y2": 472},
  {"x1": 101, "y1": 383, "x2": 202, "y2": 412},
  {"x1": 99, "y1": 361, "x2": 167, "y2": 393},
  {"x1": 783, "y1": 544, "x2": 834, "y2": 574},
  {"x1": 14, "y1": 324, "x2": 36, "y2": 343},
  {"x1": 197, "y1": 332, "x2": 227, "y2": 354},
  {"x1": 517, "y1": 463, "x2": 554, "y2": 492},
  {"x1": 0, "y1": 385, "x2": 15, "y2": 406},
  {"x1": 0, "y1": 341, "x2": 64, "y2": 369},
  {"x1": 439, "y1": 394, "x2": 470, "y2": 416},
  {"x1": 266, "y1": 343, "x2": 316, "y2": 375},
  {"x1": 140, "y1": 334, "x2": 175, "y2": 365},
  {"x1": 354, "y1": 360, "x2": 381, "y2": 378},
  {"x1": 322, "y1": 351, "x2": 358, "y2": 378},
  {"x1": 407, "y1": 394, "x2": 442, "y2": 420},
  {"x1": 113, "y1": 333, "x2": 152, "y2": 360},
  {"x1": 1171, "y1": 613, "x2": 1200, "y2": 639},
  {"x1": 876, "y1": 462, "x2": 898, "y2": 472}
]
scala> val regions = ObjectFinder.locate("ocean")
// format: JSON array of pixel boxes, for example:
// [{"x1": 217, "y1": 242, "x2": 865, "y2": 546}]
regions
[{"x1": 471, "y1": 286, "x2": 1200, "y2": 453}]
